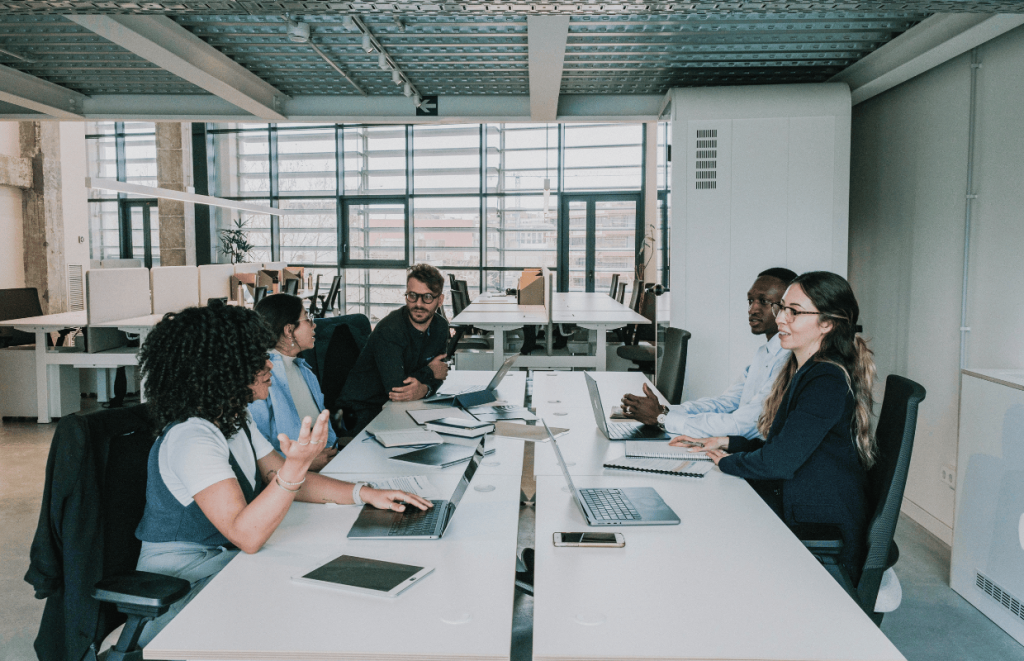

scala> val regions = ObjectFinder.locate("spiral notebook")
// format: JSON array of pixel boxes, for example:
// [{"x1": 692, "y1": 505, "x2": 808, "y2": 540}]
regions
[
  {"x1": 603, "y1": 457, "x2": 713, "y2": 478},
  {"x1": 625, "y1": 441, "x2": 712, "y2": 462}
]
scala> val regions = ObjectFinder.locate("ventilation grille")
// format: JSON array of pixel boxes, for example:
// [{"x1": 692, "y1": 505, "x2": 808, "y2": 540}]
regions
[
  {"x1": 695, "y1": 129, "x2": 717, "y2": 190},
  {"x1": 68, "y1": 264, "x2": 84, "y2": 311},
  {"x1": 977, "y1": 571, "x2": 1024, "y2": 623}
]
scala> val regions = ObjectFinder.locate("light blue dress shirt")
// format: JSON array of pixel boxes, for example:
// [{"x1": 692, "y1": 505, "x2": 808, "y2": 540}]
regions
[
  {"x1": 249, "y1": 352, "x2": 338, "y2": 453},
  {"x1": 664, "y1": 333, "x2": 791, "y2": 439}
]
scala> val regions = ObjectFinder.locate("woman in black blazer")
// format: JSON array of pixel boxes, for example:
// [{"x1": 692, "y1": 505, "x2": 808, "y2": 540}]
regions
[{"x1": 672, "y1": 271, "x2": 876, "y2": 581}]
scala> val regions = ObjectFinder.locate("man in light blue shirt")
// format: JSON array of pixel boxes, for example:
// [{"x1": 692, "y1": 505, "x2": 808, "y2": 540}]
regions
[{"x1": 620, "y1": 268, "x2": 796, "y2": 439}]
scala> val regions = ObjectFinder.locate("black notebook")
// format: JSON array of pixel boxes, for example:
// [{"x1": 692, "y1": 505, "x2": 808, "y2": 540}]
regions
[{"x1": 603, "y1": 457, "x2": 713, "y2": 478}]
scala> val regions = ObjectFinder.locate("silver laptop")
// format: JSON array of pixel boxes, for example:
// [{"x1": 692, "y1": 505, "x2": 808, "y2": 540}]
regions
[
  {"x1": 347, "y1": 437, "x2": 485, "y2": 540},
  {"x1": 584, "y1": 373, "x2": 671, "y2": 441},
  {"x1": 543, "y1": 419, "x2": 679, "y2": 526},
  {"x1": 423, "y1": 354, "x2": 518, "y2": 406}
]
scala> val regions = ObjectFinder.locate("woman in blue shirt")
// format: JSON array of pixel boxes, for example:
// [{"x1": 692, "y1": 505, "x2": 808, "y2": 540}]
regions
[
  {"x1": 674, "y1": 271, "x2": 876, "y2": 581},
  {"x1": 250, "y1": 294, "x2": 341, "y2": 472}
]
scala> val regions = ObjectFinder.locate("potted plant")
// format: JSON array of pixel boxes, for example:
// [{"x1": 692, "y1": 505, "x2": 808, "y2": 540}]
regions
[{"x1": 219, "y1": 218, "x2": 254, "y2": 264}]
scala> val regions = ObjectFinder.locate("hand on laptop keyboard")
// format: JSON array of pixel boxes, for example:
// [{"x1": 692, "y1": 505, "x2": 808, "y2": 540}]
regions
[{"x1": 361, "y1": 487, "x2": 434, "y2": 512}]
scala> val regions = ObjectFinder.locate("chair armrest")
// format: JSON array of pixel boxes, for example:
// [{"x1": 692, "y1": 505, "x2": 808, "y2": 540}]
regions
[
  {"x1": 93, "y1": 570, "x2": 191, "y2": 618},
  {"x1": 791, "y1": 523, "x2": 845, "y2": 556}
]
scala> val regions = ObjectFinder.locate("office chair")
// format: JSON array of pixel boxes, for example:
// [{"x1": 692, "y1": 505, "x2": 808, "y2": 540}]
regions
[
  {"x1": 448, "y1": 289, "x2": 490, "y2": 354},
  {"x1": 794, "y1": 374, "x2": 926, "y2": 625},
  {"x1": 607, "y1": 273, "x2": 620, "y2": 299},
  {"x1": 313, "y1": 276, "x2": 342, "y2": 318},
  {"x1": 25, "y1": 406, "x2": 190, "y2": 661},
  {"x1": 253, "y1": 286, "x2": 268, "y2": 304},
  {"x1": 616, "y1": 282, "x2": 626, "y2": 304},
  {"x1": 616, "y1": 290, "x2": 658, "y2": 373},
  {"x1": 281, "y1": 278, "x2": 299, "y2": 296},
  {"x1": 654, "y1": 327, "x2": 691, "y2": 405},
  {"x1": 0, "y1": 287, "x2": 70, "y2": 348},
  {"x1": 305, "y1": 274, "x2": 322, "y2": 314},
  {"x1": 320, "y1": 321, "x2": 364, "y2": 436}
]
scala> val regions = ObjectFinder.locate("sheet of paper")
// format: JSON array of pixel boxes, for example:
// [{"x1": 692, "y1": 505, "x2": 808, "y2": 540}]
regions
[
  {"x1": 369, "y1": 475, "x2": 444, "y2": 500},
  {"x1": 407, "y1": 407, "x2": 474, "y2": 425}
]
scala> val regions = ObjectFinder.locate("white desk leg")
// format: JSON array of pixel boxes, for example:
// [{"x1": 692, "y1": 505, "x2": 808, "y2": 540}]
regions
[
  {"x1": 594, "y1": 327, "x2": 607, "y2": 371},
  {"x1": 493, "y1": 328, "x2": 506, "y2": 371},
  {"x1": 546, "y1": 322, "x2": 553, "y2": 355},
  {"x1": 34, "y1": 331, "x2": 50, "y2": 424}
]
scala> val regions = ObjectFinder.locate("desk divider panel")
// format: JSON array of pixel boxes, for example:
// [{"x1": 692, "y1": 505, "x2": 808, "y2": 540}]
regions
[
  {"x1": 198, "y1": 264, "x2": 235, "y2": 304},
  {"x1": 151, "y1": 266, "x2": 199, "y2": 315},
  {"x1": 262, "y1": 261, "x2": 286, "y2": 272},
  {"x1": 233, "y1": 263, "x2": 261, "y2": 275},
  {"x1": 86, "y1": 268, "x2": 151, "y2": 352}
]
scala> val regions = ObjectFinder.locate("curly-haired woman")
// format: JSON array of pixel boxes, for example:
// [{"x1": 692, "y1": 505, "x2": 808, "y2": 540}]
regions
[
  {"x1": 250, "y1": 293, "x2": 341, "y2": 471},
  {"x1": 672, "y1": 271, "x2": 875, "y2": 581},
  {"x1": 133, "y1": 301, "x2": 431, "y2": 645}
]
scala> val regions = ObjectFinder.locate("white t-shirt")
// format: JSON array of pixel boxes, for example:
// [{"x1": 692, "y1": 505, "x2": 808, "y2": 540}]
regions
[{"x1": 158, "y1": 415, "x2": 275, "y2": 507}]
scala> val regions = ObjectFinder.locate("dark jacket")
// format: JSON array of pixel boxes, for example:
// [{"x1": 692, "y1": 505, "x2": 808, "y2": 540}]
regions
[
  {"x1": 25, "y1": 406, "x2": 155, "y2": 661},
  {"x1": 339, "y1": 307, "x2": 448, "y2": 428},
  {"x1": 719, "y1": 360, "x2": 869, "y2": 577}
]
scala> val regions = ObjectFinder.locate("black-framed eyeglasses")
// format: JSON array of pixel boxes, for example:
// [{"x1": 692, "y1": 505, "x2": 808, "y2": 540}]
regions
[
  {"x1": 771, "y1": 303, "x2": 820, "y2": 322},
  {"x1": 405, "y1": 291, "x2": 439, "y2": 304}
]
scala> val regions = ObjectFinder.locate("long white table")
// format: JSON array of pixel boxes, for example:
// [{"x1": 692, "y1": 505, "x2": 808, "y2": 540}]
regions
[
  {"x1": 145, "y1": 473, "x2": 522, "y2": 661},
  {"x1": 451, "y1": 292, "x2": 648, "y2": 371},
  {"x1": 323, "y1": 371, "x2": 527, "y2": 478}
]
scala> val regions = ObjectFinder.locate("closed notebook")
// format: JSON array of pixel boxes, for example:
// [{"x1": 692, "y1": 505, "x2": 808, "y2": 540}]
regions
[
  {"x1": 625, "y1": 441, "x2": 712, "y2": 462},
  {"x1": 603, "y1": 456, "x2": 713, "y2": 477},
  {"x1": 370, "y1": 429, "x2": 444, "y2": 448}
]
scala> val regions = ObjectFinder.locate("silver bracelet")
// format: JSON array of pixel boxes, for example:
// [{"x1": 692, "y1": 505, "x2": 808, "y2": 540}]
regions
[
  {"x1": 352, "y1": 481, "x2": 369, "y2": 506},
  {"x1": 276, "y1": 472, "x2": 306, "y2": 488},
  {"x1": 274, "y1": 475, "x2": 301, "y2": 493}
]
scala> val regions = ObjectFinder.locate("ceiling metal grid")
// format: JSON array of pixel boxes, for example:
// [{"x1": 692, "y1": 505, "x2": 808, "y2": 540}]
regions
[
  {"x1": 2, "y1": 1, "x2": 1024, "y2": 15},
  {"x1": 0, "y1": 15, "x2": 208, "y2": 94}
]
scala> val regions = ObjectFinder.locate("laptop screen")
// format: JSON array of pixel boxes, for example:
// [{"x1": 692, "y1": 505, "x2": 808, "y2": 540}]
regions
[
  {"x1": 583, "y1": 373, "x2": 611, "y2": 436},
  {"x1": 484, "y1": 354, "x2": 518, "y2": 391},
  {"x1": 446, "y1": 437, "x2": 487, "y2": 512},
  {"x1": 541, "y1": 419, "x2": 591, "y2": 522}
]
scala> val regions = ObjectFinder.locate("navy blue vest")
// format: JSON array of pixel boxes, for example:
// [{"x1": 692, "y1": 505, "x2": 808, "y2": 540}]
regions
[{"x1": 136, "y1": 420, "x2": 264, "y2": 547}]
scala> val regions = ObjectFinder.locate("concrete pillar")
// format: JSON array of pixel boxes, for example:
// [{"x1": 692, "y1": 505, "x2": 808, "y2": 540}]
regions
[
  {"x1": 20, "y1": 121, "x2": 67, "y2": 314},
  {"x1": 643, "y1": 121, "x2": 660, "y2": 284},
  {"x1": 155, "y1": 122, "x2": 196, "y2": 266}
]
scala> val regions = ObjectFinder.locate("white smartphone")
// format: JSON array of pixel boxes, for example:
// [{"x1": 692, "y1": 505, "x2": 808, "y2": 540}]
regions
[
  {"x1": 552, "y1": 532, "x2": 625, "y2": 548},
  {"x1": 292, "y1": 554, "x2": 434, "y2": 598}
]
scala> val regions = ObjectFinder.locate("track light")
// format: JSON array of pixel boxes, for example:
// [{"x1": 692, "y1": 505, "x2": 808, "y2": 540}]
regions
[
  {"x1": 378, "y1": 53, "x2": 389, "y2": 70},
  {"x1": 392, "y1": 69, "x2": 402, "y2": 85},
  {"x1": 342, "y1": 15, "x2": 354, "y2": 29},
  {"x1": 287, "y1": 20, "x2": 310, "y2": 43},
  {"x1": 414, "y1": 95, "x2": 422, "y2": 108},
  {"x1": 404, "y1": 82, "x2": 413, "y2": 97},
  {"x1": 362, "y1": 33, "x2": 373, "y2": 53}
]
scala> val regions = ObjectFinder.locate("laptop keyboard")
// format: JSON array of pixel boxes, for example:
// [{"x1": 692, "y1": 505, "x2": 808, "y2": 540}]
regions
[
  {"x1": 580, "y1": 489, "x2": 641, "y2": 521},
  {"x1": 388, "y1": 500, "x2": 447, "y2": 536},
  {"x1": 608, "y1": 421, "x2": 661, "y2": 439}
]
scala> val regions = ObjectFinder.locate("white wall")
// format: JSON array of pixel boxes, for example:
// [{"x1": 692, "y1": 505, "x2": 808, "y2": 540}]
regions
[
  {"x1": 0, "y1": 123, "x2": 25, "y2": 289},
  {"x1": 669, "y1": 84, "x2": 851, "y2": 401},
  {"x1": 848, "y1": 25, "x2": 1024, "y2": 544}
]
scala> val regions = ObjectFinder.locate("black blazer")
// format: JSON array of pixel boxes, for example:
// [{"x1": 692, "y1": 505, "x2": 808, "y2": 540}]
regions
[{"x1": 719, "y1": 360, "x2": 869, "y2": 576}]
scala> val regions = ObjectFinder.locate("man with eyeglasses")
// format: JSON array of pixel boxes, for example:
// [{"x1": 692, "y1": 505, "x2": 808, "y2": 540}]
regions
[
  {"x1": 339, "y1": 263, "x2": 451, "y2": 434},
  {"x1": 620, "y1": 267, "x2": 797, "y2": 439}
]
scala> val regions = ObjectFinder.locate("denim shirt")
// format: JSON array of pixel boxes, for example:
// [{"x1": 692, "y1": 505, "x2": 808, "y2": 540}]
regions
[{"x1": 249, "y1": 352, "x2": 338, "y2": 453}]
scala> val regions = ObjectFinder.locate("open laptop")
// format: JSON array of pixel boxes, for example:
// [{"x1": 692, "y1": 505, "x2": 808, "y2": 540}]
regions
[
  {"x1": 543, "y1": 419, "x2": 679, "y2": 526},
  {"x1": 585, "y1": 372, "x2": 671, "y2": 441},
  {"x1": 347, "y1": 437, "x2": 485, "y2": 540},
  {"x1": 423, "y1": 354, "x2": 518, "y2": 407}
]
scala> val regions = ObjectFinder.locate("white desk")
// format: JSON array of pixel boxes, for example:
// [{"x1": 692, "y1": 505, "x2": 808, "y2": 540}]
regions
[
  {"x1": 90, "y1": 313, "x2": 164, "y2": 344},
  {"x1": 532, "y1": 474, "x2": 905, "y2": 661},
  {"x1": 532, "y1": 371, "x2": 669, "y2": 477},
  {"x1": 1, "y1": 312, "x2": 88, "y2": 423},
  {"x1": 323, "y1": 371, "x2": 527, "y2": 478},
  {"x1": 145, "y1": 473, "x2": 522, "y2": 661},
  {"x1": 451, "y1": 292, "x2": 647, "y2": 370}
]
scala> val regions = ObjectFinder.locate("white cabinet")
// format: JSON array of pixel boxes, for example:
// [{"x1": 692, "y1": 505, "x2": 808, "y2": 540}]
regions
[{"x1": 951, "y1": 369, "x2": 1024, "y2": 643}]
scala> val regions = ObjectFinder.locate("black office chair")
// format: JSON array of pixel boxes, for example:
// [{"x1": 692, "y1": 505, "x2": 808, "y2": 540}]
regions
[
  {"x1": 25, "y1": 406, "x2": 190, "y2": 661},
  {"x1": 795, "y1": 374, "x2": 926, "y2": 625},
  {"x1": 314, "y1": 276, "x2": 342, "y2": 318},
  {"x1": 321, "y1": 322, "x2": 363, "y2": 437},
  {"x1": 253, "y1": 286, "x2": 268, "y2": 304},
  {"x1": 654, "y1": 327, "x2": 691, "y2": 405},
  {"x1": 281, "y1": 278, "x2": 299, "y2": 296},
  {"x1": 0, "y1": 287, "x2": 73, "y2": 348},
  {"x1": 607, "y1": 273, "x2": 620, "y2": 299},
  {"x1": 615, "y1": 282, "x2": 627, "y2": 304},
  {"x1": 448, "y1": 289, "x2": 490, "y2": 354},
  {"x1": 616, "y1": 290, "x2": 658, "y2": 373}
]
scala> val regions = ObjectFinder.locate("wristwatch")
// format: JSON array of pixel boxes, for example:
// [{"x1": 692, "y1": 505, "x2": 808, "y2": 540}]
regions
[{"x1": 656, "y1": 405, "x2": 669, "y2": 428}]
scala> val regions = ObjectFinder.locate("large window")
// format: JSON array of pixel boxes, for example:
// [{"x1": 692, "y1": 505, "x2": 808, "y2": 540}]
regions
[
  {"x1": 205, "y1": 121, "x2": 663, "y2": 321},
  {"x1": 85, "y1": 122, "x2": 160, "y2": 265}
]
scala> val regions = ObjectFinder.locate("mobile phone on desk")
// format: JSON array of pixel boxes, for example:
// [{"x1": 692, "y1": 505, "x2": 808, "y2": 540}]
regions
[{"x1": 552, "y1": 532, "x2": 625, "y2": 548}]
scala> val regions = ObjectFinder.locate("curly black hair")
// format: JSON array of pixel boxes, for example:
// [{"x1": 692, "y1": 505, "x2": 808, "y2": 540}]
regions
[{"x1": 138, "y1": 301, "x2": 275, "y2": 437}]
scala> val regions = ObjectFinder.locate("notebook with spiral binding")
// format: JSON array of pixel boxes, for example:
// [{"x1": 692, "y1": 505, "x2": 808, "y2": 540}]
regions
[{"x1": 603, "y1": 457, "x2": 713, "y2": 478}]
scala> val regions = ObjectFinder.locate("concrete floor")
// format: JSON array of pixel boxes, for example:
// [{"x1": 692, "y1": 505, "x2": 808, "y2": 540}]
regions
[{"x1": 3, "y1": 403, "x2": 1023, "y2": 661}]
